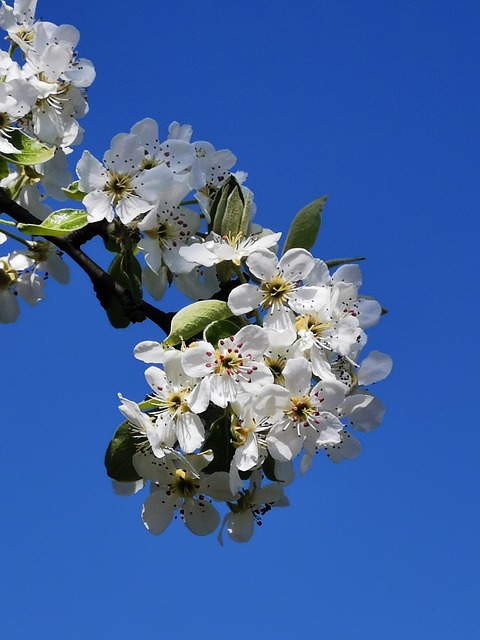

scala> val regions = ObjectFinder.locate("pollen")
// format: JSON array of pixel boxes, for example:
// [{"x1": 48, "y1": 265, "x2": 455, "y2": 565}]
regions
[
  {"x1": 104, "y1": 172, "x2": 134, "y2": 205},
  {"x1": 260, "y1": 274, "x2": 293, "y2": 309}
]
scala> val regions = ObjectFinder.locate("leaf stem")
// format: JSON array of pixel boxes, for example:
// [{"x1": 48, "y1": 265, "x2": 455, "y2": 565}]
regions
[{"x1": 0, "y1": 225, "x2": 34, "y2": 248}]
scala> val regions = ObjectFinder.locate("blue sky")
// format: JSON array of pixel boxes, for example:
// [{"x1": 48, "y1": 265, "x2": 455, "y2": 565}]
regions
[{"x1": 2, "y1": 1, "x2": 479, "y2": 638}]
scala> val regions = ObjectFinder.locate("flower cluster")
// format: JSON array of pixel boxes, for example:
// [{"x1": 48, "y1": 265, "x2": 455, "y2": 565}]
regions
[
  {"x1": 75, "y1": 117, "x2": 245, "y2": 302},
  {"x1": 0, "y1": 0, "x2": 94, "y2": 317},
  {"x1": 113, "y1": 244, "x2": 392, "y2": 544},
  {"x1": 0, "y1": 2, "x2": 391, "y2": 546}
]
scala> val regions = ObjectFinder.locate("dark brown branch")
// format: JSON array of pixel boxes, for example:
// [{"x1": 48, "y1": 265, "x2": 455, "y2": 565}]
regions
[{"x1": 0, "y1": 189, "x2": 173, "y2": 334}]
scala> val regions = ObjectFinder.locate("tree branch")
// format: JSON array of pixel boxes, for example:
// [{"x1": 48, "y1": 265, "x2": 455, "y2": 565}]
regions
[{"x1": 0, "y1": 189, "x2": 173, "y2": 334}]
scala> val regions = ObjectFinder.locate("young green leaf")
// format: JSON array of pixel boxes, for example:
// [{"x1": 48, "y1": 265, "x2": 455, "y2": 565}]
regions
[
  {"x1": 325, "y1": 256, "x2": 365, "y2": 268},
  {"x1": 220, "y1": 184, "x2": 244, "y2": 237},
  {"x1": 203, "y1": 317, "x2": 244, "y2": 344},
  {"x1": 61, "y1": 180, "x2": 87, "y2": 202},
  {"x1": 104, "y1": 421, "x2": 141, "y2": 482},
  {"x1": 0, "y1": 130, "x2": 54, "y2": 165},
  {"x1": 281, "y1": 195, "x2": 327, "y2": 255},
  {"x1": 17, "y1": 209, "x2": 89, "y2": 237},
  {"x1": 164, "y1": 300, "x2": 232, "y2": 346}
]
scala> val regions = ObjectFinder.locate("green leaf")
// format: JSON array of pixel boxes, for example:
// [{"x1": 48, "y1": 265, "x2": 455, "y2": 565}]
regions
[
  {"x1": 261, "y1": 454, "x2": 278, "y2": 482},
  {"x1": 0, "y1": 129, "x2": 54, "y2": 165},
  {"x1": 281, "y1": 195, "x2": 327, "y2": 255},
  {"x1": 220, "y1": 184, "x2": 244, "y2": 237},
  {"x1": 0, "y1": 158, "x2": 9, "y2": 180},
  {"x1": 105, "y1": 252, "x2": 144, "y2": 328},
  {"x1": 211, "y1": 175, "x2": 240, "y2": 234},
  {"x1": 61, "y1": 180, "x2": 87, "y2": 202},
  {"x1": 104, "y1": 421, "x2": 141, "y2": 482},
  {"x1": 202, "y1": 414, "x2": 234, "y2": 474},
  {"x1": 203, "y1": 318, "x2": 244, "y2": 344},
  {"x1": 17, "y1": 209, "x2": 89, "y2": 237},
  {"x1": 325, "y1": 256, "x2": 365, "y2": 268},
  {"x1": 164, "y1": 300, "x2": 232, "y2": 346}
]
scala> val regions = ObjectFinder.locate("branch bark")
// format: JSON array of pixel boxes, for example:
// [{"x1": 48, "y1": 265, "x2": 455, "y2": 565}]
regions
[{"x1": 0, "y1": 189, "x2": 174, "y2": 334}]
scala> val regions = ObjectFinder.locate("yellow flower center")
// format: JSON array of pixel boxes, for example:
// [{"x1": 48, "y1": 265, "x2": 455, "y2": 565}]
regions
[
  {"x1": 104, "y1": 172, "x2": 134, "y2": 205},
  {"x1": 265, "y1": 354, "x2": 286, "y2": 385},
  {"x1": 260, "y1": 274, "x2": 293, "y2": 309},
  {"x1": 0, "y1": 259, "x2": 17, "y2": 290},
  {"x1": 295, "y1": 314, "x2": 332, "y2": 337},
  {"x1": 213, "y1": 349, "x2": 243, "y2": 375},
  {"x1": 285, "y1": 395, "x2": 314, "y2": 423},
  {"x1": 172, "y1": 469, "x2": 198, "y2": 498}
]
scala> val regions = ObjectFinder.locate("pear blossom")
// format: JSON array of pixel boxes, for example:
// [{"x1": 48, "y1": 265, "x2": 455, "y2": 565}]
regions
[
  {"x1": 139, "y1": 453, "x2": 237, "y2": 536},
  {"x1": 77, "y1": 133, "x2": 171, "y2": 224},
  {"x1": 255, "y1": 356, "x2": 346, "y2": 462},
  {"x1": 228, "y1": 247, "x2": 318, "y2": 344},
  {"x1": 181, "y1": 324, "x2": 274, "y2": 409},
  {"x1": 218, "y1": 472, "x2": 289, "y2": 545},
  {"x1": 179, "y1": 229, "x2": 282, "y2": 269},
  {"x1": 0, "y1": 251, "x2": 44, "y2": 322},
  {"x1": 0, "y1": 0, "x2": 37, "y2": 53},
  {"x1": 143, "y1": 350, "x2": 207, "y2": 454}
]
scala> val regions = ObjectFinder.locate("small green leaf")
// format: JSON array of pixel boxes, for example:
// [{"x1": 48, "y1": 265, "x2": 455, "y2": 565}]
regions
[
  {"x1": 0, "y1": 130, "x2": 54, "y2": 165},
  {"x1": 281, "y1": 195, "x2": 327, "y2": 255},
  {"x1": 164, "y1": 300, "x2": 232, "y2": 346},
  {"x1": 220, "y1": 184, "x2": 244, "y2": 237},
  {"x1": 17, "y1": 209, "x2": 89, "y2": 237},
  {"x1": 211, "y1": 175, "x2": 240, "y2": 234},
  {"x1": 0, "y1": 158, "x2": 9, "y2": 180},
  {"x1": 261, "y1": 454, "x2": 278, "y2": 482},
  {"x1": 105, "y1": 421, "x2": 141, "y2": 482},
  {"x1": 202, "y1": 414, "x2": 234, "y2": 474},
  {"x1": 61, "y1": 180, "x2": 87, "y2": 202},
  {"x1": 325, "y1": 256, "x2": 365, "y2": 268},
  {"x1": 203, "y1": 318, "x2": 244, "y2": 344},
  {"x1": 105, "y1": 252, "x2": 143, "y2": 328}
]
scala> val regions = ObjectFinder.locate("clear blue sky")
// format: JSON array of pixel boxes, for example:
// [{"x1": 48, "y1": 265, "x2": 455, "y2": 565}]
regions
[{"x1": 2, "y1": 1, "x2": 479, "y2": 638}]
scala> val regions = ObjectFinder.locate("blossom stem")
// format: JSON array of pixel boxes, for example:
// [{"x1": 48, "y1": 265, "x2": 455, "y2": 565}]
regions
[
  {"x1": 180, "y1": 199, "x2": 198, "y2": 206},
  {"x1": 0, "y1": 218, "x2": 17, "y2": 227},
  {"x1": 0, "y1": 188, "x2": 175, "y2": 333},
  {"x1": 0, "y1": 225, "x2": 34, "y2": 248}
]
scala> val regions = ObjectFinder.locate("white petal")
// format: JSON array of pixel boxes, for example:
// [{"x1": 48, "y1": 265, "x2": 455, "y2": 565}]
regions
[
  {"x1": 227, "y1": 511, "x2": 255, "y2": 544},
  {"x1": 176, "y1": 413, "x2": 205, "y2": 453},
  {"x1": 83, "y1": 190, "x2": 114, "y2": 223},
  {"x1": 144, "y1": 366, "x2": 168, "y2": 394},
  {"x1": 209, "y1": 373, "x2": 238, "y2": 407},
  {"x1": 141, "y1": 488, "x2": 175, "y2": 535},
  {"x1": 76, "y1": 150, "x2": 107, "y2": 192},
  {"x1": 283, "y1": 356, "x2": 312, "y2": 396},
  {"x1": 111, "y1": 479, "x2": 145, "y2": 496},
  {"x1": 234, "y1": 324, "x2": 269, "y2": 358},
  {"x1": 234, "y1": 433, "x2": 259, "y2": 471},
  {"x1": 0, "y1": 289, "x2": 19, "y2": 322},
  {"x1": 278, "y1": 248, "x2": 315, "y2": 281},
  {"x1": 182, "y1": 498, "x2": 219, "y2": 536},
  {"x1": 357, "y1": 351, "x2": 393, "y2": 386},
  {"x1": 332, "y1": 264, "x2": 362, "y2": 287},
  {"x1": 115, "y1": 194, "x2": 152, "y2": 224},
  {"x1": 228, "y1": 283, "x2": 263, "y2": 315},
  {"x1": 254, "y1": 384, "x2": 289, "y2": 417},
  {"x1": 246, "y1": 248, "x2": 278, "y2": 281},
  {"x1": 356, "y1": 297, "x2": 382, "y2": 329},
  {"x1": 267, "y1": 423, "x2": 304, "y2": 461},
  {"x1": 343, "y1": 393, "x2": 385, "y2": 432},
  {"x1": 133, "y1": 341, "x2": 165, "y2": 363},
  {"x1": 181, "y1": 342, "x2": 216, "y2": 378},
  {"x1": 185, "y1": 377, "x2": 210, "y2": 414},
  {"x1": 324, "y1": 430, "x2": 362, "y2": 464}
]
